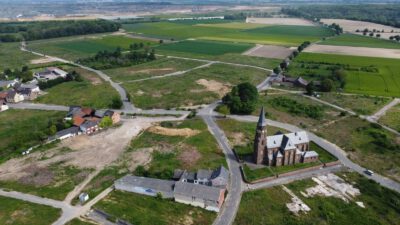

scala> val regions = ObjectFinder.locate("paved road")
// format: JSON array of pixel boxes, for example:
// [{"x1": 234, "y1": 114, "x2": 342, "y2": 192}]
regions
[
  {"x1": 228, "y1": 115, "x2": 400, "y2": 193},
  {"x1": 367, "y1": 98, "x2": 400, "y2": 121},
  {"x1": 247, "y1": 165, "x2": 344, "y2": 190},
  {"x1": 8, "y1": 102, "x2": 69, "y2": 111}
]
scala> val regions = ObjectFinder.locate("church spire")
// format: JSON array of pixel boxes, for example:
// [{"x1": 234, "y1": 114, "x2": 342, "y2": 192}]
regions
[{"x1": 257, "y1": 107, "x2": 267, "y2": 127}]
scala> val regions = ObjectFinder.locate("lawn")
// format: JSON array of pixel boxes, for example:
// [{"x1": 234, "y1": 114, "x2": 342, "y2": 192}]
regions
[
  {"x1": 316, "y1": 116, "x2": 400, "y2": 182},
  {"x1": 0, "y1": 196, "x2": 61, "y2": 225},
  {"x1": 0, "y1": 42, "x2": 39, "y2": 70},
  {"x1": 288, "y1": 52, "x2": 400, "y2": 97},
  {"x1": 94, "y1": 190, "x2": 216, "y2": 225},
  {"x1": 28, "y1": 34, "x2": 157, "y2": 61},
  {"x1": 156, "y1": 40, "x2": 253, "y2": 56},
  {"x1": 234, "y1": 172, "x2": 400, "y2": 225},
  {"x1": 123, "y1": 22, "x2": 334, "y2": 46},
  {"x1": 104, "y1": 57, "x2": 205, "y2": 82},
  {"x1": 0, "y1": 161, "x2": 92, "y2": 200},
  {"x1": 35, "y1": 67, "x2": 120, "y2": 108},
  {"x1": 379, "y1": 103, "x2": 400, "y2": 132},
  {"x1": 321, "y1": 33, "x2": 400, "y2": 49},
  {"x1": 319, "y1": 93, "x2": 391, "y2": 115},
  {"x1": 129, "y1": 118, "x2": 226, "y2": 179},
  {"x1": 123, "y1": 63, "x2": 269, "y2": 109},
  {"x1": 0, "y1": 109, "x2": 65, "y2": 163},
  {"x1": 65, "y1": 218, "x2": 96, "y2": 225}
]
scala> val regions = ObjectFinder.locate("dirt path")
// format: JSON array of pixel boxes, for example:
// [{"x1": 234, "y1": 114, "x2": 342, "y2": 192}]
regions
[
  {"x1": 368, "y1": 98, "x2": 400, "y2": 121},
  {"x1": 63, "y1": 170, "x2": 101, "y2": 204}
]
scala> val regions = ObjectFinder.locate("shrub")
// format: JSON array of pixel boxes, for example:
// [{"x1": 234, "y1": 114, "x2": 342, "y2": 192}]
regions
[
  {"x1": 110, "y1": 96, "x2": 123, "y2": 109},
  {"x1": 222, "y1": 82, "x2": 259, "y2": 115}
]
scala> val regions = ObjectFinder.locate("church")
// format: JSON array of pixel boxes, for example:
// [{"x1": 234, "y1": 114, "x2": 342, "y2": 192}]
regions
[{"x1": 253, "y1": 107, "x2": 319, "y2": 166}]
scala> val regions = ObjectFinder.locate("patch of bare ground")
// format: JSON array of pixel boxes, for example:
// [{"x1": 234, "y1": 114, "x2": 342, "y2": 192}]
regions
[
  {"x1": 74, "y1": 67, "x2": 103, "y2": 85},
  {"x1": 304, "y1": 44, "x2": 400, "y2": 59},
  {"x1": 246, "y1": 17, "x2": 315, "y2": 26},
  {"x1": 30, "y1": 57, "x2": 57, "y2": 64},
  {"x1": 195, "y1": 79, "x2": 231, "y2": 97},
  {"x1": 243, "y1": 44, "x2": 294, "y2": 59},
  {"x1": 148, "y1": 126, "x2": 200, "y2": 137},
  {"x1": 127, "y1": 147, "x2": 154, "y2": 171},
  {"x1": 0, "y1": 119, "x2": 152, "y2": 182},
  {"x1": 18, "y1": 165, "x2": 54, "y2": 187},
  {"x1": 178, "y1": 144, "x2": 201, "y2": 168},
  {"x1": 232, "y1": 132, "x2": 246, "y2": 146}
]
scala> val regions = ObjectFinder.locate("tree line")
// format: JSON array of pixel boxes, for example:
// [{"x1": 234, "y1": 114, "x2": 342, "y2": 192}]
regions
[
  {"x1": 282, "y1": 5, "x2": 400, "y2": 28},
  {"x1": 0, "y1": 20, "x2": 121, "y2": 42}
]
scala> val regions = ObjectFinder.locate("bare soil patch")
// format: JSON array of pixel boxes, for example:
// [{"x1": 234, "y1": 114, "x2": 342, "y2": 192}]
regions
[
  {"x1": 18, "y1": 165, "x2": 54, "y2": 187},
  {"x1": 30, "y1": 57, "x2": 57, "y2": 64},
  {"x1": 243, "y1": 44, "x2": 294, "y2": 59},
  {"x1": 134, "y1": 68, "x2": 175, "y2": 75},
  {"x1": 178, "y1": 145, "x2": 201, "y2": 168},
  {"x1": 246, "y1": 17, "x2": 315, "y2": 26},
  {"x1": 148, "y1": 126, "x2": 200, "y2": 137},
  {"x1": 74, "y1": 68, "x2": 103, "y2": 85},
  {"x1": 128, "y1": 147, "x2": 154, "y2": 171},
  {"x1": 195, "y1": 79, "x2": 231, "y2": 97},
  {"x1": 304, "y1": 44, "x2": 400, "y2": 59}
]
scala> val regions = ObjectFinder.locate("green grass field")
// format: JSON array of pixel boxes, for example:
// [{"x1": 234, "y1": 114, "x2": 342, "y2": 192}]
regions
[
  {"x1": 129, "y1": 118, "x2": 226, "y2": 179},
  {"x1": 157, "y1": 40, "x2": 253, "y2": 56},
  {"x1": 316, "y1": 116, "x2": 400, "y2": 182},
  {"x1": 379, "y1": 103, "x2": 400, "y2": 132},
  {"x1": 65, "y1": 219, "x2": 96, "y2": 225},
  {"x1": 29, "y1": 34, "x2": 157, "y2": 61},
  {"x1": 0, "y1": 42, "x2": 39, "y2": 70},
  {"x1": 123, "y1": 63, "x2": 268, "y2": 109},
  {"x1": 321, "y1": 33, "x2": 400, "y2": 49},
  {"x1": 123, "y1": 22, "x2": 334, "y2": 46},
  {"x1": 0, "y1": 196, "x2": 61, "y2": 225},
  {"x1": 234, "y1": 172, "x2": 400, "y2": 225},
  {"x1": 0, "y1": 109, "x2": 65, "y2": 163},
  {"x1": 104, "y1": 57, "x2": 205, "y2": 82},
  {"x1": 95, "y1": 190, "x2": 216, "y2": 225},
  {"x1": 35, "y1": 67, "x2": 120, "y2": 108},
  {"x1": 289, "y1": 52, "x2": 400, "y2": 97}
]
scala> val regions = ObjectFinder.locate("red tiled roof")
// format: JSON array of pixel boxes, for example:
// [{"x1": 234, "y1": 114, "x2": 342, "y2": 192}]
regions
[
  {"x1": 81, "y1": 107, "x2": 94, "y2": 116},
  {"x1": 0, "y1": 92, "x2": 8, "y2": 99},
  {"x1": 73, "y1": 116, "x2": 85, "y2": 127}
]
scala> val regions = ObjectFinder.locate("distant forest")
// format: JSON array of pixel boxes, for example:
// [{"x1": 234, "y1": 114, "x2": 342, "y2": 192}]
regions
[
  {"x1": 0, "y1": 20, "x2": 120, "y2": 42},
  {"x1": 282, "y1": 4, "x2": 400, "y2": 28}
]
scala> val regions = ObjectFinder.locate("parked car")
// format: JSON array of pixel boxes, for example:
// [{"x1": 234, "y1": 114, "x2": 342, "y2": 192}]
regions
[{"x1": 364, "y1": 169, "x2": 374, "y2": 176}]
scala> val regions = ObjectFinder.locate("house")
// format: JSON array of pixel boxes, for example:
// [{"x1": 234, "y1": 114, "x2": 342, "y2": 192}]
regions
[
  {"x1": 0, "y1": 100, "x2": 9, "y2": 112},
  {"x1": 54, "y1": 126, "x2": 81, "y2": 140},
  {"x1": 80, "y1": 120, "x2": 99, "y2": 134},
  {"x1": 174, "y1": 166, "x2": 229, "y2": 188},
  {"x1": 0, "y1": 91, "x2": 8, "y2": 101},
  {"x1": 34, "y1": 67, "x2": 68, "y2": 81},
  {"x1": 78, "y1": 193, "x2": 89, "y2": 203},
  {"x1": 73, "y1": 116, "x2": 85, "y2": 127},
  {"x1": 6, "y1": 90, "x2": 24, "y2": 103},
  {"x1": 17, "y1": 88, "x2": 38, "y2": 101},
  {"x1": 115, "y1": 175, "x2": 175, "y2": 199},
  {"x1": 253, "y1": 107, "x2": 319, "y2": 166},
  {"x1": 104, "y1": 110, "x2": 121, "y2": 124},
  {"x1": 174, "y1": 182, "x2": 225, "y2": 212},
  {"x1": 0, "y1": 79, "x2": 18, "y2": 89}
]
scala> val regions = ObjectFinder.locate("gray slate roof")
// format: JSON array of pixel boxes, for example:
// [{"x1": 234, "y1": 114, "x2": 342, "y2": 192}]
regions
[
  {"x1": 197, "y1": 169, "x2": 212, "y2": 180},
  {"x1": 116, "y1": 175, "x2": 175, "y2": 193},
  {"x1": 257, "y1": 107, "x2": 267, "y2": 127},
  {"x1": 174, "y1": 181, "x2": 222, "y2": 201},
  {"x1": 211, "y1": 166, "x2": 229, "y2": 181},
  {"x1": 56, "y1": 126, "x2": 80, "y2": 138}
]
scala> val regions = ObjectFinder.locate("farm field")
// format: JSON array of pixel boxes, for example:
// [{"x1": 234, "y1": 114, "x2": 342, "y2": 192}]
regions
[
  {"x1": 35, "y1": 67, "x2": 120, "y2": 108},
  {"x1": 104, "y1": 57, "x2": 205, "y2": 82},
  {"x1": 321, "y1": 33, "x2": 400, "y2": 49},
  {"x1": 0, "y1": 109, "x2": 65, "y2": 163},
  {"x1": 316, "y1": 116, "x2": 400, "y2": 182},
  {"x1": 0, "y1": 196, "x2": 61, "y2": 225},
  {"x1": 320, "y1": 19, "x2": 400, "y2": 36},
  {"x1": 156, "y1": 40, "x2": 253, "y2": 56},
  {"x1": 28, "y1": 34, "x2": 157, "y2": 61},
  {"x1": 304, "y1": 44, "x2": 400, "y2": 59},
  {"x1": 0, "y1": 42, "x2": 39, "y2": 70},
  {"x1": 246, "y1": 17, "x2": 316, "y2": 26},
  {"x1": 234, "y1": 172, "x2": 400, "y2": 225},
  {"x1": 288, "y1": 52, "x2": 400, "y2": 97},
  {"x1": 319, "y1": 93, "x2": 391, "y2": 115},
  {"x1": 122, "y1": 63, "x2": 269, "y2": 109},
  {"x1": 243, "y1": 44, "x2": 294, "y2": 59},
  {"x1": 123, "y1": 21, "x2": 334, "y2": 46},
  {"x1": 94, "y1": 190, "x2": 216, "y2": 225},
  {"x1": 129, "y1": 118, "x2": 226, "y2": 179},
  {"x1": 379, "y1": 103, "x2": 400, "y2": 132}
]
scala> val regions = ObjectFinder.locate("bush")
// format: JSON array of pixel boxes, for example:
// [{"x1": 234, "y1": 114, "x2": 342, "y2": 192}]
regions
[
  {"x1": 110, "y1": 96, "x2": 123, "y2": 109},
  {"x1": 222, "y1": 82, "x2": 259, "y2": 115}
]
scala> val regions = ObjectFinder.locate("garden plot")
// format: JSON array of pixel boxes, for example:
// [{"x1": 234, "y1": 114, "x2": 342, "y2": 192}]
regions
[
  {"x1": 304, "y1": 44, "x2": 400, "y2": 59},
  {"x1": 246, "y1": 17, "x2": 316, "y2": 26},
  {"x1": 243, "y1": 44, "x2": 294, "y2": 59}
]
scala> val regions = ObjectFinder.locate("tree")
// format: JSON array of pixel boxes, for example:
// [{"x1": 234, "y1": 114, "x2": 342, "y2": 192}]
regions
[
  {"x1": 222, "y1": 82, "x2": 259, "y2": 114},
  {"x1": 321, "y1": 79, "x2": 334, "y2": 92},
  {"x1": 273, "y1": 67, "x2": 281, "y2": 74},
  {"x1": 99, "y1": 116, "x2": 113, "y2": 128},
  {"x1": 159, "y1": 39, "x2": 164, "y2": 44},
  {"x1": 49, "y1": 124, "x2": 57, "y2": 136},
  {"x1": 110, "y1": 96, "x2": 123, "y2": 109},
  {"x1": 217, "y1": 105, "x2": 230, "y2": 118},
  {"x1": 280, "y1": 62, "x2": 288, "y2": 70},
  {"x1": 306, "y1": 81, "x2": 315, "y2": 95}
]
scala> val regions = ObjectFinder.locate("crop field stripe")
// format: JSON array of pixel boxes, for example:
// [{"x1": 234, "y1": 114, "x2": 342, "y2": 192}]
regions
[{"x1": 387, "y1": 66, "x2": 400, "y2": 95}]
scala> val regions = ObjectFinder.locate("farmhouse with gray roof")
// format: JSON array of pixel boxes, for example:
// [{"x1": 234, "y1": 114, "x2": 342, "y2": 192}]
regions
[
  {"x1": 115, "y1": 175, "x2": 175, "y2": 199},
  {"x1": 173, "y1": 165, "x2": 229, "y2": 188}
]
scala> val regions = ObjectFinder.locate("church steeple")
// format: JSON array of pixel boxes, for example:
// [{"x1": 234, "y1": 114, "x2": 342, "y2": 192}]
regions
[{"x1": 254, "y1": 107, "x2": 267, "y2": 164}]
